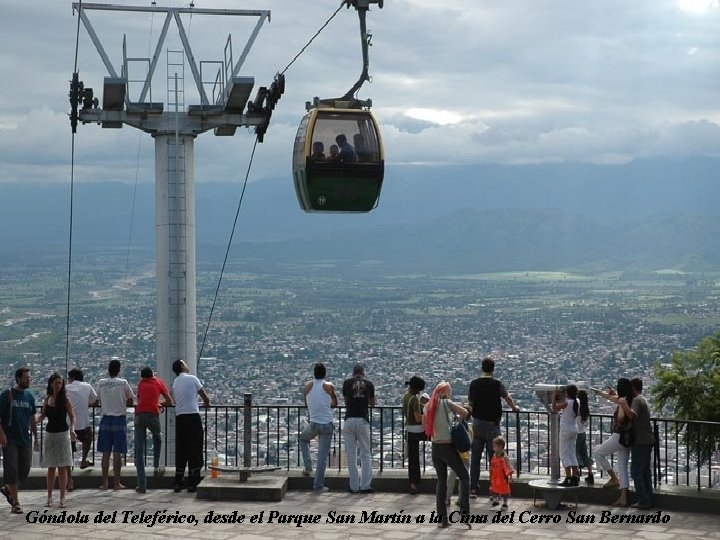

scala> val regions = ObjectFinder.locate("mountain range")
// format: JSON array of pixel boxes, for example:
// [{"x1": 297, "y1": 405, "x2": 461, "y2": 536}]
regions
[{"x1": 2, "y1": 157, "x2": 719, "y2": 273}]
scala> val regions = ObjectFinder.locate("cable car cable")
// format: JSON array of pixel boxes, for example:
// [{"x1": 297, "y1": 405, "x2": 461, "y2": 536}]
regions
[
  {"x1": 65, "y1": 0, "x2": 84, "y2": 376},
  {"x1": 280, "y1": 1, "x2": 345, "y2": 76},
  {"x1": 197, "y1": 135, "x2": 260, "y2": 363},
  {"x1": 197, "y1": 3, "x2": 349, "y2": 361}
]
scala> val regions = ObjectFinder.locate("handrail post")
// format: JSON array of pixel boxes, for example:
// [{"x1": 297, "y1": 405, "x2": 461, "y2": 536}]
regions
[{"x1": 243, "y1": 393, "x2": 252, "y2": 468}]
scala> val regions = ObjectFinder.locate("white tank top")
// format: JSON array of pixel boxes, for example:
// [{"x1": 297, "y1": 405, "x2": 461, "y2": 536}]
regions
[
  {"x1": 560, "y1": 398, "x2": 578, "y2": 432},
  {"x1": 307, "y1": 379, "x2": 333, "y2": 424}
]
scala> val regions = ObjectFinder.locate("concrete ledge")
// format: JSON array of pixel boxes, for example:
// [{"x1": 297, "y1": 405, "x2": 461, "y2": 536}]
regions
[
  {"x1": 197, "y1": 474, "x2": 287, "y2": 502},
  {"x1": 15, "y1": 467, "x2": 720, "y2": 514}
]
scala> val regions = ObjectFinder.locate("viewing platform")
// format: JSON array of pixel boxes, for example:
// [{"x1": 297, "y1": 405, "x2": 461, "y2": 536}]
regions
[{"x1": 6, "y1": 467, "x2": 720, "y2": 538}]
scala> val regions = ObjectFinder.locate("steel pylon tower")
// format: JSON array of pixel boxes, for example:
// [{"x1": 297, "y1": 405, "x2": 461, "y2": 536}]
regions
[{"x1": 70, "y1": 3, "x2": 282, "y2": 402}]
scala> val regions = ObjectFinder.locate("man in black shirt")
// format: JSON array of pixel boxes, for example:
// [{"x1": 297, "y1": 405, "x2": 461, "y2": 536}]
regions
[
  {"x1": 342, "y1": 363, "x2": 376, "y2": 493},
  {"x1": 467, "y1": 357, "x2": 519, "y2": 497}
]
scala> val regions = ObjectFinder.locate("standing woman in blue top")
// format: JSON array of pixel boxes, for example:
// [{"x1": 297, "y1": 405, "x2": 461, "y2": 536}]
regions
[{"x1": 425, "y1": 381, "x2": 471, "y2": 529}]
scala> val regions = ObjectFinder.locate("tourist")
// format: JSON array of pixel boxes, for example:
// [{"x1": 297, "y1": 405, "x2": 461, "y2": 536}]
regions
[
  {"x1": 552, "y1": 384, "x2": 580, "y2": 486},
  {"x1": 65, "y1": 367, "x2": 98, "y2": 492},
  {"x1": 96, "y1": 358, "x2": 135, "y2": 490},
  {"x1": 592, "y1": 378, "x2": 634, "y2": 507},
  {"x1": 37, "y1": 372, "x2": 76, "y2": 507},
  {"x1": 0, "y1": 367, "x2": 39, "y2": 514},
  {"x1": 402, "y1": 376, "x2": 426, "y2": 494},
  {"x1": 628, "y1": 377, "x2": 655, "y2": 509},
  {"x1": 425, "y1": 381, "x2": 471, "y2": 529},
  {"x1": 172, "y1": 359, "x2": 210, "y2": 493},
  {"x1": 342, "y1": 363, "x2": 376, "y2": 494},
  {"x1": 300, "y1": 362, "x2": 338, "y2": 492},
  {"x1": 575, "y1": 389, "x2": 595, "y2": 484},
  {"x1": 467, "y1": 357, "x2": 520, "y2": 498},
  {"x1": 134, "y1": 366, "x2": 173, "y2": 493}
]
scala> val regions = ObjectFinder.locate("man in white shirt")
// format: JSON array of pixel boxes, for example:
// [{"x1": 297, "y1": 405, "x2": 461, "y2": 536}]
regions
[
  {"x1": 96, "y1": 359, "x2": 134, "y2": 490},
  {"x1": 65, "y1": 368, "x2": 98, "y2": 490},
  {"x1": 171, "y1": 359, "x2": 210, "y2": 493}
]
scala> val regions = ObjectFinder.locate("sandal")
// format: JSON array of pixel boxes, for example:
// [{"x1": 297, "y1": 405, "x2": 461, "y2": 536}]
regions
[
  {"x1": 1, "y1": 485, "x2": 12, "y2": 506},
  {"x1": 11, "y1": 504, "x2": 23, "y2": 514},
  {"x1": 46, "y1": 497, "x2": 53, "y2": 507}
]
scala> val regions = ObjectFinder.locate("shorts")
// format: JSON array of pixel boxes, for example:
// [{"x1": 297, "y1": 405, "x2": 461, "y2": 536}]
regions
[
  {"x1": 97, "y1": 416, "x2": 128, "y2": 453},
  {"x1": 2, "y1": 444, "x2": 32, "y2": 485}
]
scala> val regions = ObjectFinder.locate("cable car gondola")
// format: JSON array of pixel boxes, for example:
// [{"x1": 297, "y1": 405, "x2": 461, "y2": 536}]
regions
[
  {"x1": 293, "y1": 107, "x2": 384, "y2": 212},
  {"x1": 293, "y1": 0, "x2": 385, "y2": 213}
]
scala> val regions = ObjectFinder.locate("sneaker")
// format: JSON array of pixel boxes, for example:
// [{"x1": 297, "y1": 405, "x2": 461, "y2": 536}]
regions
[
  {"x1": 491, "y1": 500, "x2": 500, "y2": 507},
  {"x1": 603, "y1": 478, "x2": 619, "y2": 488},
  {"x1": 501, "y1": 503, "x2": 508, "y2": 510},
  {"x1": 585, "y1": 474, "x2": 594, "y2": 485},
  {"x1": 187, "y1": 485, "x2": 197, "y2": 493},
  {"x1": 469, "y1": 489, "x2": 479, "y2": 499},
  {"x1": 135, "y1": 486, "x2": 146, "y2": 494},
  {"x1": 359, "y1": 487, "x2": 375, "y2": 494},
  {"x1": 302, "y1": 469, "x2": 312, "y2": 477},
  {"x1": 312, "y1": 486, "x2": 330, "y2": 493}
]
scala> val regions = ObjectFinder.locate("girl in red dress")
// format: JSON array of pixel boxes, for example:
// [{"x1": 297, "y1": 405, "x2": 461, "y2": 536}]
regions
[{"x1": 489, "y1": 436, "x2": 514, "y2": 509}]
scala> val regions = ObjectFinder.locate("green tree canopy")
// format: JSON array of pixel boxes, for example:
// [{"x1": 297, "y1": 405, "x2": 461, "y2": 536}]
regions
[{"x1": 652, "y1": 331, "x2": 720, "y2": 464}]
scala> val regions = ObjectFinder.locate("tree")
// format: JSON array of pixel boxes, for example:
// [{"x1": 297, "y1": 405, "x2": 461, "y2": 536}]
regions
[{"x1": 652, "y1": 332, "x2": 720, "y2": 465}]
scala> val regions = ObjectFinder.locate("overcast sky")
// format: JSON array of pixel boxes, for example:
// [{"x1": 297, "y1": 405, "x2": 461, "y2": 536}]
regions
[{"x1": 1, "y1": 0, "x2": 718, "y2": 185}]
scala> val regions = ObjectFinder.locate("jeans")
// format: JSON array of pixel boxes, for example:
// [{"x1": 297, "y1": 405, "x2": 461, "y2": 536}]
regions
[
  {"x1": 299, "y1": 421, "x2": 334, "y2": 490},
  {"x1": 432, "y1": 442, "x2": 469, "y2": 523},
  {"x1": 594, "y1": 432, "x2": 630, "y2": 488},
  {"x1": 134, "y1": 413, "x2": 162, "y2": 490},
  {"x1": 344, "y1": 417, "x2": 372, "y2": 491},
  {"x1": 631, "y1": 443, "x2": 654, "y2": 506},
  {"x1": 470, "y1": 419, "x2": 500, "y2": 492}
]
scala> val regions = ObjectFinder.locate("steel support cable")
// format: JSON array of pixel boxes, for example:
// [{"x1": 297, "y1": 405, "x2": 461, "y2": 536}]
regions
[
  {"x1": 280, "y1": 1, "x2": 345, "y2": 76},
  {"x1": 197, "y1": 3, "x2": 348, "y2": 363},
  {"x1": 197, "y1": 3, "x2": 346, "y2": 362},
  {"x1": 65, "y1": 0, "x2": 84, "y2": 376},
  {"x1": 197, "y1": 136, "x2": 259, "y2": 363}
]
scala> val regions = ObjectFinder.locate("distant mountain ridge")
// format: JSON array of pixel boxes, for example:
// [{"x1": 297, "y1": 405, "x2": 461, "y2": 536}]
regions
[{"x1": 2, "y1": 157, "x2": 719, "y2": 272}]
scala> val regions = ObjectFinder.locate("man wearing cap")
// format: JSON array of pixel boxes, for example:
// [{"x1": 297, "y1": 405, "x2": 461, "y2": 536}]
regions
[{"x1": 342, "y1": 363, "x2": 376, "y2": 493}]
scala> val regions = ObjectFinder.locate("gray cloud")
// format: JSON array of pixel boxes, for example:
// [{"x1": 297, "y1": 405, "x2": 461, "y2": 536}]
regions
[{"x1": 1, "y1": 0, "x2": 718, "y2": 184}]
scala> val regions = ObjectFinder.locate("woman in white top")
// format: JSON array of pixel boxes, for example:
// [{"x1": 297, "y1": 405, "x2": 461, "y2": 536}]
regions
[
  {"x1": 552, "y1": 384, "x2": 579, "y2": 486},
  {"x1": 424, "y1": 381, "x2": 471, "y2": 529}
]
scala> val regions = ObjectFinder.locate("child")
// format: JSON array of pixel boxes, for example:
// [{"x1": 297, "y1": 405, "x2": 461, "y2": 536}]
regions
[
  {"x1": 576, "y1": 389, "x2": 595, "y2": 484},
  {"x1": 553, "y1": 385, "x2": 580, "y2": 486},
  {"x1": 489, "y1": 436, "x2": 514, "y2": 509},
  {"x1": 447, "y1": 405, "x2": 472, "y2": 506}
]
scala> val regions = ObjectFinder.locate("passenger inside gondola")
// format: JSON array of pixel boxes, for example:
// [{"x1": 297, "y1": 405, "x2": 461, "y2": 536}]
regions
[
  {"x1": 328, "y1": 144, "x2": 340, "y2": 162},
  {"x1": 311, "y1": 141, "x2": 326, "y2": 161},
  {"x1": 353, "y1": 133, "x2": 368, "y2": 162},
  {"x1": 335, "y1": 133, "x2": 358, "y2": 163}
]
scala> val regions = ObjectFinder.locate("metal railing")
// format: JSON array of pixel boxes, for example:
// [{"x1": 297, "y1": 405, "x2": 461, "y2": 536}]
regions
[{"x1": 37, "y1": 401, "x2": 720, "y2": 491}]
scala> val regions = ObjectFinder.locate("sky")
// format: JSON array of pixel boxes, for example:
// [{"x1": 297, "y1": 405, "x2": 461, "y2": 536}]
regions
[{"x1": 0, "y1": 0, "x2": 719, "y2": 185}]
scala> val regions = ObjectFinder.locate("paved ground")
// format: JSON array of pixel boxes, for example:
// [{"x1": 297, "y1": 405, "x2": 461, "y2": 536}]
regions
[{"x1": 2, "y1": 486, "x2": 720, "y2": 539}]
